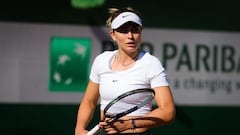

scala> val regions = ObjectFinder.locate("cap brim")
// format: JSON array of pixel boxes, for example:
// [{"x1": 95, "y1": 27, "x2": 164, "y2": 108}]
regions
[{"x1": 111, "y1": 12, "x2": 142, "y2": 29}]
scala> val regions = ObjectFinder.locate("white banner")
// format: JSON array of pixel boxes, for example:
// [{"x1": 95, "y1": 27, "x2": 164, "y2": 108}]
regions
[
  {"x1": 0, "y1": 22, "x2": 239, "y2": 105},
  {"x1": 142, "y1": 29, "x2": 240, "y2": 106}
]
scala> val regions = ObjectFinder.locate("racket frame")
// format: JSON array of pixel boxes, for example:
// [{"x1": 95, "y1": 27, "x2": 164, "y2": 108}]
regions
[{"x1": 87, "y1": 88, "x2": 155, "y2": 135}]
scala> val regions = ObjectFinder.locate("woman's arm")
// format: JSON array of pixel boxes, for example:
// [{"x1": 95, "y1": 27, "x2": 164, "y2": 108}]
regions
[
  {"x1": 134, "y1": 86, "x2": 176, "y2": 128},
  {"x1": 75, "y1": 80, "x2": 100, "y2": 135},
  {"x1": 99, "y1": 86, "x2": 175, "y2": 134}
]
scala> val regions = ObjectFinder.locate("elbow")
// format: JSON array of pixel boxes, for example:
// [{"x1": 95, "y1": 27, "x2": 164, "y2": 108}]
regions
[
  {"x1": 162, "y1": 107, "x2": 176, "y2": 124},
  {"x1": 168, "y1": 111, "x2": 176, "y2": 124}
]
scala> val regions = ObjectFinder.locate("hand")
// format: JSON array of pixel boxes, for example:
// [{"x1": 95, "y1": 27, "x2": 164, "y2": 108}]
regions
[{"x1": 99, "y1": 118, "x2": 130, "y2": 134}]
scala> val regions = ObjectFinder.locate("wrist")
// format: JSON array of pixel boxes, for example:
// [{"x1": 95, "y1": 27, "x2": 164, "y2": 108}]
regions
[{"x1": 130, "y1": 118, "x2": 137, "y2": 133}]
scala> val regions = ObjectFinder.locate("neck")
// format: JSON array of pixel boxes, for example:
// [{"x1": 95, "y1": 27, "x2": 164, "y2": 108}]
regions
[{"x1": 116, "y1": 50, "x2": 139, "y2": 67}]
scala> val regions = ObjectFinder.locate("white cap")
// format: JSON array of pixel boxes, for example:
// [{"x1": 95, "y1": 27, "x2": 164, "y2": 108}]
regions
[{"x1": 111, "y1": 12, "x2": 142, "y2": 29}]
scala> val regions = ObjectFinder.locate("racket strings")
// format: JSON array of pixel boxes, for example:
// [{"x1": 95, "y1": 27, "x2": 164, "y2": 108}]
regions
[
  {"x1": 104, "y1": 90, "x2": 154, "y2": 119},
  {"x1": 106, "y1": 91, "x2": 153, "y2": 116}
]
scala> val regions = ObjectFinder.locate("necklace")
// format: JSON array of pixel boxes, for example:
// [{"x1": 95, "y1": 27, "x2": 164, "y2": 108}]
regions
[{"x1": 116, "y1": 52, "x2": 138, "y2": 67}]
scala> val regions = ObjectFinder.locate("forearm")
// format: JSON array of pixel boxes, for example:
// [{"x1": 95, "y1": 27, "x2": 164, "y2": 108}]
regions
[
  {"x1": 133, "y1": 86, "x2": 176, "y2": 128},
  {"x1": 76, "y1": 103, "x2": 95, "y2": 128},
  {"x1": 75, "y1": 99, "x2": 98, "y2": 134},
  {"x1": 131, "y1": 105, "x2": 175, "y2": 130},
  {"x1": 75, "y1": 80, "x2": 100, "y2": 134}
]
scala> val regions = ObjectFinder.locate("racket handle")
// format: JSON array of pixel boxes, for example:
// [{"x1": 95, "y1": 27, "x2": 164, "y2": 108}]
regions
[{"x1": 87, "y1": 125, "x2": 100, "y2": 135}]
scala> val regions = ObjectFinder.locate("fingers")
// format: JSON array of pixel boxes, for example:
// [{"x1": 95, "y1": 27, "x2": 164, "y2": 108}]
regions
[
  {"x1": 98, "y1": 119, "x2": 128, "y2": 134},
  {"x1": 98, "y1": 120, "x2": 118, "y2": 134},
  {"x1": 99, "y1": 117, "x2": 113, "y2": 128}
]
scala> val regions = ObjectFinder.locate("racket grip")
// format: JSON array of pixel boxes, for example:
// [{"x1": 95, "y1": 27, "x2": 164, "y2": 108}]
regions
[{"x1": 87, "y1": 125, "x2": 100, "y2": 135}]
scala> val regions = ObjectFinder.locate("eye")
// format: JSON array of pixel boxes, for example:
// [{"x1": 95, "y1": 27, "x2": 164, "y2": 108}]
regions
[
  {"x1": 115, "y1": 28, "x2": 129, "y2": 33},
  {"x1": 131, "y1": 27, "x2": 142, "y2": 33},
  {"x1": 115, "y1": 27, "x2": 142, "y2": 34}
]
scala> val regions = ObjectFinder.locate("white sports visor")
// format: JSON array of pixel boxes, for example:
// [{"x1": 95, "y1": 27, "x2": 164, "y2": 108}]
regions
[{"x1": 111, "y1": 12, "x2": 142, "y2": 29}]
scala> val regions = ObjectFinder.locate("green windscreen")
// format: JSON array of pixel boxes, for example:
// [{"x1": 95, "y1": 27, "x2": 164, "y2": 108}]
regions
[
  {"x1": 49, "y1": 37, "x2": 91, "y2": 92},
  {"x1": 71, "y1": 0, "x2": 105, "y2": 9}
]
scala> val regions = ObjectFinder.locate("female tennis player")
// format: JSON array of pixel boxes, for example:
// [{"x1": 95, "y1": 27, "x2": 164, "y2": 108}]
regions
[{"x1": 75, "y1": 7, "x2": 175, "y2": 135}]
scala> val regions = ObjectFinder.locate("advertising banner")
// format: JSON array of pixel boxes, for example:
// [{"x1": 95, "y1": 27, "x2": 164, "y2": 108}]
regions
[{"x1": 0, "y1": 22, "x2": 239, "y2": 105}]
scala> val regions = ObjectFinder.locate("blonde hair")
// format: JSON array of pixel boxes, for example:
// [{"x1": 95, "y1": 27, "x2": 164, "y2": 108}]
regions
[{"x1": 106, "y1": 7, "x2": 143, "y2": 30}]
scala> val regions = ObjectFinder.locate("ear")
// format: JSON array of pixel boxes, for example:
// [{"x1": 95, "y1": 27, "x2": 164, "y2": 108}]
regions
[{"x1": 110, "y1": 31, "x2": 116, "y2": 41}]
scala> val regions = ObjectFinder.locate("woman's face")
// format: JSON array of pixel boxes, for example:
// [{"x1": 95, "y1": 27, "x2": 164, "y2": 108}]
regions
[{"x1": 110, "y1": 22, "x2": 142, "y2": 53}]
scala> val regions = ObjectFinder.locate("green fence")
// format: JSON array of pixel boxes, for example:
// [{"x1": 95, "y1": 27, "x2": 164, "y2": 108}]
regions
[{"x1": 1, "y1": 104, "x2": 239, "y2": 135}]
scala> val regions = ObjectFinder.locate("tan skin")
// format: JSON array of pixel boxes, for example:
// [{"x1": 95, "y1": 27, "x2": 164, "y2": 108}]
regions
[
  {"x1": 75, "y1": 22, "x2": 175, "y2": 135},
  {"x1": 111, "y1": 22, "x2": 142, "y2": 70}
]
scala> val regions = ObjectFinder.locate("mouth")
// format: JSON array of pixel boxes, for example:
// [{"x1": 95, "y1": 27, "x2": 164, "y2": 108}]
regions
[{"x1": 126, "y1": 42, "x2": 135, "y2": 46}]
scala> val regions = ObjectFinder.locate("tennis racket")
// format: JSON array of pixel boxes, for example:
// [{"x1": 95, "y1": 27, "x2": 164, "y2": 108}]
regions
[{"x1": 87, "y1": 88, "x2": 155, "y2": 135}]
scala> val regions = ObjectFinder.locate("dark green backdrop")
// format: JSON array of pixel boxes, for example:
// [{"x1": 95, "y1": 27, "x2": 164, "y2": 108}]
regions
[
  {"x1": 0, "y1": 0, "x2": 240, "y2": 31},
  {"x1": 0, "y1": 0, "x2": 240, "y2": 135},
  {"x1": 1, "y1": 104, "x2": 240, "y2": 135}
]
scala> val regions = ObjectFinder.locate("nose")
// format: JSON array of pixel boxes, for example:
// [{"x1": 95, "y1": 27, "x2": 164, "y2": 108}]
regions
[{"x1": 127, "y1": 31, "x2": 134, "y2": 39}]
